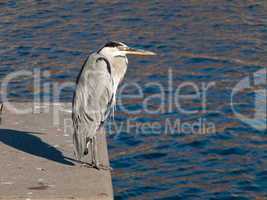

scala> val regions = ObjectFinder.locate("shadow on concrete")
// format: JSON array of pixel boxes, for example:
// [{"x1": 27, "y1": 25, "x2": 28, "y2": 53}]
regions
[{"x1": 0, "y1": 129, "x2": 74, "y2": 166}]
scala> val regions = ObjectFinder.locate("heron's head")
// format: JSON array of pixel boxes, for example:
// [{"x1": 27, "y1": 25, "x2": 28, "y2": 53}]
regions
[{"x1": 98, "y1": 41, "x2": 156, "y2": 60}]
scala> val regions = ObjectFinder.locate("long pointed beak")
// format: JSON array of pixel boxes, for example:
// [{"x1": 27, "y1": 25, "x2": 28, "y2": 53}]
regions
[{"x1": 122, "y1": 47, "x2": 156, "y2": 56}]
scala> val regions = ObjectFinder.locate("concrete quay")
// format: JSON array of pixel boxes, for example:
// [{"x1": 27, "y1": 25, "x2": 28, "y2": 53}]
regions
[{"x1": 0, "y1": 102, "x2": 113, "y2": 200}]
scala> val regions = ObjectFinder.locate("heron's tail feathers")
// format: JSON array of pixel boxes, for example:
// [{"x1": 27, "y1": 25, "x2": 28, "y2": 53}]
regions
[
  {"x1": 73, "y1": 129, "x2": 84, "y2": 161},
  {"x1": 73, "y1": 124, "x2": 97, "y2": 161}
]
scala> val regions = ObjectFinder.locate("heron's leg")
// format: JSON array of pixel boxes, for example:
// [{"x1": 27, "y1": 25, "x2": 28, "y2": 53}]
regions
[
  {"x1": 0, "y1": 103, "x2": 3, "y2": 125},
  {"x1": 88, "y1": 137, "x2": 94, "y2": 166},
  {"x1": 86, "y1": 139, "x2": 91, "y2": 163},
  {"x1": 93, "y1": 135, "x2": 113, "y2": 171},
  {"x1": 83, "y1": 135, "x2": 112, "y2": 171},
  {"x1": 92, "y1": 135, "x2": 100, "y2": 169},
  {"x1": 81, "y1": 138, "x2": 92, "y2": 167},
  {"x1": 0, "y1": 103, "x2": 3, "y2": 113}
]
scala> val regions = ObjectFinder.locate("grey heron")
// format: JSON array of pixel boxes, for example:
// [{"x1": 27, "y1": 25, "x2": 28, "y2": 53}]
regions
[{"x1": 72, "y1": 41, "x2": 156, "y2": 170}]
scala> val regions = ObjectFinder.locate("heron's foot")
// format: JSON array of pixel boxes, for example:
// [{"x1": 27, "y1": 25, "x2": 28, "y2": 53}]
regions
[
  {"x1": 95, "y1": 164, "x2": 113, "y2": 171},
  {"x1": 81, "y1": 162, "x2": 112, "y2": 171},
  {"x1": 81, "y1": 163, "x2": 93, "y2": 168}
]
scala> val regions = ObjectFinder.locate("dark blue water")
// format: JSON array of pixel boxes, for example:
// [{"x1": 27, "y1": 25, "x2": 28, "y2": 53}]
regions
[{"x1": 1, "y1": 1, "x2": 267, "y2": 199}]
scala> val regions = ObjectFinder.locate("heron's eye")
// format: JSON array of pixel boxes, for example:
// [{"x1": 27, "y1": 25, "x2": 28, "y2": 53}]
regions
[
  {"x1": 117, "y1": 45, "x2": 128, "y2": 51},
  {"x1": 114, "y1": 55, "x2": 126, "y2": 58}
]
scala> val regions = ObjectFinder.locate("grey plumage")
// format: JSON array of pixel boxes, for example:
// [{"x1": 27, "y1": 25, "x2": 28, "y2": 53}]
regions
[
  {"x1": 72, "y1": 54, "x2": 114, "y2": 160},
  {"x1": 72, "y1": 41, "x2": 155, "y2": 170}
]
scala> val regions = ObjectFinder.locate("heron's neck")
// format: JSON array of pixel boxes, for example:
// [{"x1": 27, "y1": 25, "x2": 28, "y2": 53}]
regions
[
  {"x1": 98, "y1": 51, "x2": 128, "y2": 85},
  {"x1": 111, "y1": 57, "x2": 128, "y2": 82}
]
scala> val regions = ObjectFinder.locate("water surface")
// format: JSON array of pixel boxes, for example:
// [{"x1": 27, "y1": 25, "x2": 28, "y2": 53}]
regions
[{"x1": 0, "y1": 1, "x2": 267, "y2": 199}]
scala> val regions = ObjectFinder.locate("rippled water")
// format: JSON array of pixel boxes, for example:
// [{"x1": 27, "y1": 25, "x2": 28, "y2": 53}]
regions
[{"x1": 1, "y1": 1, "x2": 267, "y2": 199}]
